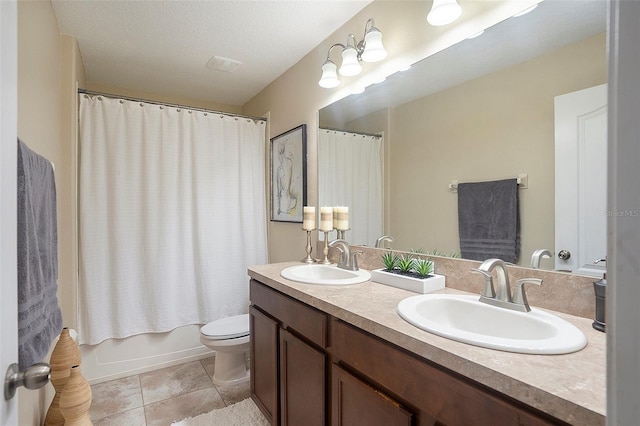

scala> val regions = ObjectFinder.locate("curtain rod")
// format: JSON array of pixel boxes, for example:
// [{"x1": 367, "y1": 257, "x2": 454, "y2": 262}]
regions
[
  {"x1": 77, "y1": 89, "x2": 267, "y2": 123},
  {"x1": 319, "y1": 127, "x2": 382, "y2": 138}
]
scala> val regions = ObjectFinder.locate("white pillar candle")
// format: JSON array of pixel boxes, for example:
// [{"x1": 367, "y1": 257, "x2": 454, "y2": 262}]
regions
[
  {"x1": 320, "y1": 207, "x2": 333, "y2": 231},
  {"x1": 332, "y1": 207, "x2": 339, "y2": 230},
  {"x1": 336, "y1": 206, "x2": 349, "y2": 230},
  {"x1": 303, "y1": 206, "x2": 316, "y2": 230}
]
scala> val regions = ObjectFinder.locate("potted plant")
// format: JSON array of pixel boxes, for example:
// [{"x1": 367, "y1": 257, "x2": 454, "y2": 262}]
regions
[{"x1": 371, "y1": 252, "x2": 445, "y2": 294}]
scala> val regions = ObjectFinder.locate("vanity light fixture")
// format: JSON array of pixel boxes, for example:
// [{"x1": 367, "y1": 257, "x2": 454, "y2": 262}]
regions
[
  {"x1": 318, "y1": 18, "x2": 387, "y2": 89},
  {"x1": 427, "y1": 0, "x2": 462, "y2": 26}
]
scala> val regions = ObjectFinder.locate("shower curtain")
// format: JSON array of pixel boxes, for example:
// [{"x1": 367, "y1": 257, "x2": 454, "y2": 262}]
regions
[
  {"x1": 78, "y1": 95, "x2": 267, "y2": 345},
  {"x1": 318, "y1": 129, "x2": 383, "y2": 246}
]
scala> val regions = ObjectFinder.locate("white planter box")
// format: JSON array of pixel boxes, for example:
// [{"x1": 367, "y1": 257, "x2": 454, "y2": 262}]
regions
[{"x1": 370, "y1": 269, "x2": 446, "y2": 294}]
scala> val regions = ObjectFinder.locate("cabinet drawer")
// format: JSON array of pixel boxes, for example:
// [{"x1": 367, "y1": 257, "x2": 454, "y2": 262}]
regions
[
  {"x1": 331, "y1": 319, "x2": 564, "y2": 426},
  {"x1": 250, "y1": 279, "x2": 328, "y2": 348}
]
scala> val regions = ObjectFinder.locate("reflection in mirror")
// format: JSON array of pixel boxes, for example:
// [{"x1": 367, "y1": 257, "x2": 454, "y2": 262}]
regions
[
  {"x1": 318, "y1": 129, "x2": 383, "y2": 246},
  {"x1": 318, "y1": 0, "x2": 606, "y2": 271}
]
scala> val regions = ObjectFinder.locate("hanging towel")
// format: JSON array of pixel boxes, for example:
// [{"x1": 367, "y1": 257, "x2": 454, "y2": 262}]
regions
[
  {"x1": 457, "y1": 178, "x2": 520, "y2": 263},
  {"x1": 17, "y1": 139, "x2": 63, "y2": 370}
]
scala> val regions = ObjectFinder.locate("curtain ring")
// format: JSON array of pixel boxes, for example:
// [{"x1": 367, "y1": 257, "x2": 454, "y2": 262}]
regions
[
  {"x1": 159, "y1": 106, "x2": 164, "y2": 110},
  {"x1": 176, "y1": 108, "x2": 181, "y2": 112},
  {"x1": 119, "y1": 99, "x2": 124, "y2": 104},
  {"x1": 139, "y1": 103, "x2": 144, "y2": 107},
  {"x1": 204, "y1": 112, "x2": 208, "y2": 116}
]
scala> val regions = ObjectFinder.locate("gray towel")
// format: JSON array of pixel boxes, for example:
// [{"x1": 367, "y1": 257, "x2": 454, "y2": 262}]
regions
[
  {"x1": 17, "y1": 139, "x2": 62, "y2": 370},
  {"x1": 457, "y1": 178, "x2": 520, "y2": 263}
]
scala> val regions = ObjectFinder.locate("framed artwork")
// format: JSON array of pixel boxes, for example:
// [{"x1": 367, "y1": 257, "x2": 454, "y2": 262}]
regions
[{"x1": 270, "y1": 124, "x2": 307, "y2": 222}]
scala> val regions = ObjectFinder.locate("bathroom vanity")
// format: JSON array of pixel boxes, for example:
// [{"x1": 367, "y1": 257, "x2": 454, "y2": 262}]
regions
[{"x1": 248, "y1": 262, "x2": 605, "y2": 426}]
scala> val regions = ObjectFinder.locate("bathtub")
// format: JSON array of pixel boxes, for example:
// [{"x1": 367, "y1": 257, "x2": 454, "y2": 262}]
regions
[{"x1": 79, "y1": 325, "x2": 212, "y2": 384}]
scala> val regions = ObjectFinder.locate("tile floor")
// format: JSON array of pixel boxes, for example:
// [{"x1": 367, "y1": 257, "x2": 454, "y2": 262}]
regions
[{"x1": 89, "y1": 356, "x2": 252, "y2": 425}]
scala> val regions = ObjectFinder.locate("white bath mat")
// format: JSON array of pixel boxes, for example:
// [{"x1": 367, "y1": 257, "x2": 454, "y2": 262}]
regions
[{"x1": 172, "y1": 398, "x2": 270, "y2": 426}]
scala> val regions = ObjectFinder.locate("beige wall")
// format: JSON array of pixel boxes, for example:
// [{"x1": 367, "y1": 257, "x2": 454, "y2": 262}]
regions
[
  {"x1": 17, "y1": 0, "x2": 67, "y2": 423},
  {"x1": 387, "y1": 32, "x2": 606, "y2": 264},
  {"x1": 243, "y1": 0, "x2": 533, "y2": 262}
]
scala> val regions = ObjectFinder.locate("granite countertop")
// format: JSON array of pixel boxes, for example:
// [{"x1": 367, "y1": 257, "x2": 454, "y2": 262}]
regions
[{"x1": 248, "y1": 262, "x2": 606, "y2": 426}]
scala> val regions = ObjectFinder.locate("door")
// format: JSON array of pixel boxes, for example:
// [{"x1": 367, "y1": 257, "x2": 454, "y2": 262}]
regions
[
  {"x1": 555, "y1": 84, "x2": 607, "y2": 276},
  {"x1": 279, "y1": 329, "x2": 325, "y2": 426},
  {"x1": 331, "y1": 364, "x2": 413, "y2": 426},
  {"x1": 1, "y1": 0, "x2": 19, "y2": 423},
  {"x1": 249, "y1": 306, "x2": 279, "y2": 425}
]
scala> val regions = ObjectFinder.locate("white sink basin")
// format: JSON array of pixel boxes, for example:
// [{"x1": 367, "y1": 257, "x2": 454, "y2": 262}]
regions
[
  {"x1": 397, "y1": 294, "x2": 587, "y2": 354},
  {"x1": 281, "y1": 264, "x2": 371, "y2": 285}
]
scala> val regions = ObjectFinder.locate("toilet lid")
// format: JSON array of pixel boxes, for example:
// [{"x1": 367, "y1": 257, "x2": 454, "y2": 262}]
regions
[{"x1": 201, "y1": 314, "x2": 249, "y2": 339}]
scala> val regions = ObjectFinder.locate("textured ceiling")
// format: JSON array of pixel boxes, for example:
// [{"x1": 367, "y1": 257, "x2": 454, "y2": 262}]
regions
[{"x1": 51, "y1": 0, "x2": 371, "y2": 106}]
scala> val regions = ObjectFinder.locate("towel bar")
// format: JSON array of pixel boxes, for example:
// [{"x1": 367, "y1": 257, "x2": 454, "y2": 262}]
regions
[{"x1": 449, "y1": 173, "x2": 528, "y2": 193}]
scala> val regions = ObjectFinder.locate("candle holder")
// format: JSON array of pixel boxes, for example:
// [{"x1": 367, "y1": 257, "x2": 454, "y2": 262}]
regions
[
  {"x1": 320, "y1": 230, "x2": 333, "y2": 264},
  {"x1": 301, "y1": 229, "x2": 317, "y2": 263},
  {"x1": 335, "y1": 228, "x2": 351, "y2": 240}
]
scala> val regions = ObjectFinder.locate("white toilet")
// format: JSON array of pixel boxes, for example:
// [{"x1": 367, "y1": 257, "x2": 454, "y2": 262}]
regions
[{"x1": 200, "y1": 314, "x2": 250, "y2": 386}]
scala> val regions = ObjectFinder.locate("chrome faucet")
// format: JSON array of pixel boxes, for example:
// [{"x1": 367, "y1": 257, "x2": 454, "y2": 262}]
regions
[
  {"x1": 472, "y1": 258, "x2": 542, "y2": 312},
  {"x1": 375, "y1": 235, "x2": 394, "y2": 248},
  {"x1": 530, "y1": 249, "x2": 552, "y2": 269},
  {"x1": 329, "y1": 239, "x2": 362, "y2": 271}
]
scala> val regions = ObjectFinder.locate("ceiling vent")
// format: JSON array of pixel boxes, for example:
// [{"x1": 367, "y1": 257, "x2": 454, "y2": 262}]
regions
[{"x1": 206, "y1": 56, "x2": 242, "y2": 73}]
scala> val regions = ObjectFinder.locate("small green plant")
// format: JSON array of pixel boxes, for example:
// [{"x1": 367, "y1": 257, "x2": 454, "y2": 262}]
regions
[
  {"x1": 413, "y1": 259, "x2": 434, "y2": 277},
  {"x1": 410, "y1": 248, "x2": 426, "y2": 254},
  {"x1": 381, "y1": 252, "x2": 400, "y2": 270},
  {"x1": 397, "y1": 255, "x2": 415, "y2": 273}
]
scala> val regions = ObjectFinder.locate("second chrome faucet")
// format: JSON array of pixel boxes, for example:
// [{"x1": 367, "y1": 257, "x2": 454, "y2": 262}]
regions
[
  {"x1": 472, "y1": 258, "x2": 542, "y2": 313},
  {"x1": 329, "y1": 239, "x2": 362, "y2": 271}
]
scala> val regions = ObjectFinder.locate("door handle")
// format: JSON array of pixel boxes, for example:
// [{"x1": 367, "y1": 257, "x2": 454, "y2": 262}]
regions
[
  {"x1": 4, "y1": 362, "x2": 50, "y2": 400},
  {"x1": 558, "y1": 250, "x2": 571, "y2": 260}
]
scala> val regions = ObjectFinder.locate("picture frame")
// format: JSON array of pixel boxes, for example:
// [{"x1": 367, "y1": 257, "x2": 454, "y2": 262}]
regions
[{"x1": 270, "y1": 124, "x2": 307, "y2": 223}]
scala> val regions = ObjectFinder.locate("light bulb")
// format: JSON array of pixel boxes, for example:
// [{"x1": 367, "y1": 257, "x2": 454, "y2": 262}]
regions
[
  {"x1": 361, "y1": 28, "x2": 387, "y2": 62},
  {"x1": 318, "y1": 60, "x2": 340, "y2": 88},
  {"x1": 339, "y1": 47, "x2": 362, "y2": 76}
]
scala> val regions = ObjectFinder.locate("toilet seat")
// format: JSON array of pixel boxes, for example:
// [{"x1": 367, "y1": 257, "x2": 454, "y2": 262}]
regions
[{"x1": 201, "y1": 314, "x2": 249, "y2": 340}]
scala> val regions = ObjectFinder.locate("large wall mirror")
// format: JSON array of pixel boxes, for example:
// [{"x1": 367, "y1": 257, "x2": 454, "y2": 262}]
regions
[{"x1": 318, "y1": 0, "x2": 606, "y2": 272}]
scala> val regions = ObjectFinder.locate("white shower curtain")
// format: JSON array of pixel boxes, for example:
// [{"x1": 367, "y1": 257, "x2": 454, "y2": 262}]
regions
[
  {"x1": 78, "y1": 95, "x2": 267, "y2": 345},
  {"x1": 318, "y1": 129, "x2": 383, "y2": 246}
]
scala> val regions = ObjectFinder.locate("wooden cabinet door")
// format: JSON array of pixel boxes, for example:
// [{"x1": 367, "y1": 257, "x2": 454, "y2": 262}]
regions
[
  {"x1": 280, "y1": 329, "x2": 326, "y2": 426},
  {"x1": 250, "y1": 306, "x2": 279, "y2": 425},
  {"x1": 332, "y1": 364, "x2": 413, "y2": 426}
]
